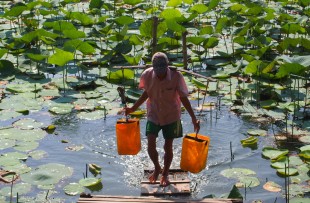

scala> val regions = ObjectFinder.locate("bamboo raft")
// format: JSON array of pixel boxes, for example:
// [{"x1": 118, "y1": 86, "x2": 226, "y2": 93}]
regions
[{"x1": 77, "y1": 195, "x2": 242, "y2": 203}]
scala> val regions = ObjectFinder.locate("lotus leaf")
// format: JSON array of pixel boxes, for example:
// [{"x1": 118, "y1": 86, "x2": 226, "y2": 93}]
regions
[
  {"x1": 287, "y1": 184, "x2": 310, "y2": 197},
  {"x1": 48, "y1": 103, "x2": 74, "y2": 114},
  {"x1": 84, "y1": 91, "x2": 102, "y2": 99},
  {"x1": 235, "y1": 176, "x2": 260, "y2": 188},
  {"x1": 37, "y1": 184, "x2": 55, "y2": 190},
  {"x1": 247, "y1": 129, "x2": 267, "y2": 136},
  {"x1": 48, "y1": 48, "x2": 74, "y2": 67},
  {"x1": 290, "y1": 197, "x2": 310, "y2": 203},
  {"x1": 0, "y1": 110, "x2": 22, "y2": 121},
  {"x1": 271, "y1": 156, "x2": 288, "y2": 169},
  {"x1": 64, "y1": 182, "x2": 85, "y2": 196},
  {"x1": 299, "y1": 150, "x2": 310, "y2": 159},
  {"x1": 89, "y1": 163, "x2": 102, "y2": 177},
  {"x1": 290, "y1": 164, "x2": 310, "y2": 184},
  {"x1": 220, "y1": 168, "x2": 256, "y2": 178},
  {"x1": 4, "y1": 163, "x2": 31, "y2": 174},
  {"x1": 299, "y1": 136, "x2": 310, "y2": 144},
  {"x1": 263, "y1": 181, "x2": 281, "y2": 192},
  {"x1": 0, "y1": 156, "x2": 21, "y2": 167},
  {"x1": 21, "y1": 163, "x2": 73, "y2": 186},
  {"x1": 0, "y1": 127, "x2": 46, "y2": 141},
  {"x1": 0, "y1": 183, "x2": 31, "y2": 197},
  {"x1": 299, "y1": 145, "x2": 310, "y2": 152},
  {"x1": 38, "y1": 89, "x2": 60, "y2": 97},
  {"x1": 6, "y1": 83, "x2": 42, "y2": 93},
  {"x1": 79, "y1": 177, "x2": 101, "y2": 187},
  {"x1": 13, "y1": 118, "x2": 44, "y2": 130},
  {"x1": 0, "y1": 138, "x2": 15, "y2": 150},
  {"x1": 129, "y1": 110, "x2": 146, "y2": 116},
  {"x1": 240, "y1": 136, "x2": 258, "y2": 146},
  {"x1": 262, "y1": 147, "x2": 289, "y2": 160},
  {"x1": 277, "y1": 168, "x2": 298, "y2": 176},
  {"x1": 77, "y1": 110, "x2": 106, "y2": 120},
  {"x1": 14, "y1": 141, "x2": 39, "y2": 152},
  {"x1": 2, "y1": 151, "x2": 28, "y2": 161}
]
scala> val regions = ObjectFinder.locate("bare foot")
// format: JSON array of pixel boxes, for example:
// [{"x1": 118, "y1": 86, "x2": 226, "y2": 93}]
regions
[
  {"x1": 160, "y1": 175, "x2": 170, "y2": 187},
  {"x1": 148, "y1": 168, "x2": 161, "y2": 184}
]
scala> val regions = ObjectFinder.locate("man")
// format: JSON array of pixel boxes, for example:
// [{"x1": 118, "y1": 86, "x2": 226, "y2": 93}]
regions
[{"x1": 125, "y1": 52, "x2": 200, "y2": 187}]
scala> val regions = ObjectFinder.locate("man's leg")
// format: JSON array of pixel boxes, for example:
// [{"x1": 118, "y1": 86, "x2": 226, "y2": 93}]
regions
[
  {"x1": 160, "y1": 138, "x2": 173, "y2": 186},
  {"x1": 147, "y1": 134, "x2": 161, "y2": 183}
]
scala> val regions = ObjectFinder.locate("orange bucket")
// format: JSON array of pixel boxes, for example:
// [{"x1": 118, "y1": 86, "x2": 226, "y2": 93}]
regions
[
  {"x1": 180, "y1": 133, "x2": 210, "y2": 173},
  {"x1": 116, "y1": 118, "x2": 141, "y2": 155}
]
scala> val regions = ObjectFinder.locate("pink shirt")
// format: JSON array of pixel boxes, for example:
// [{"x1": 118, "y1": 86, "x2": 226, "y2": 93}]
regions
[{"x1": 139, "y1": 67, "x2": 189, "y2": 126}]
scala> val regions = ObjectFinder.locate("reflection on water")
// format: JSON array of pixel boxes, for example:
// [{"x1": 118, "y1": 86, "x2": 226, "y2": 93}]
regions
[{"x1": 0, "y1": 98, "x2": 287, "y2": 202}]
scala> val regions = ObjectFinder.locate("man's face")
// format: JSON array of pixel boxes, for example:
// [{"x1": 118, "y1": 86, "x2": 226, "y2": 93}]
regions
[{"x1": 156, "y1": 70, "x2": 167, "y2": 80}]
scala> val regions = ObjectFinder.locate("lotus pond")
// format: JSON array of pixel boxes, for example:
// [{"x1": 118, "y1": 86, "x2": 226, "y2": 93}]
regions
[{"x1": 0, "y1": 0, "x2": 310, "y2": 202}]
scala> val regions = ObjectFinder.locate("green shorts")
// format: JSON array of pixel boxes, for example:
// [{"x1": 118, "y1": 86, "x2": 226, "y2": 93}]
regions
[{"x1": 146, "y1": 120, "x2": 183, "y2": 139}]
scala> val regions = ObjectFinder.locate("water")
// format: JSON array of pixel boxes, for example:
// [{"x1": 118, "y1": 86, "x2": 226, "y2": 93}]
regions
[{"x1": 0, "y1": 96, "x2": 288, "y2": 203}]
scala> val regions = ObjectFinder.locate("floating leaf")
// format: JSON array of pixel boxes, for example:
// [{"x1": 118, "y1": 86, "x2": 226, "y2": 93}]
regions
[
  {"x1": 220, "y1": 168, "x2": 256, "y2": 178},
  {"x1": 247, "y1": 129, "x2": 267, "y2": 136},
  {"x1": 77, "y1": 110, "x2": 106, "y2": 120},
  {"x1": 0, "y1": 138, "x2": 15, "y2": 150},
  {"x1": 240, "y1": 136, "x2": 258, "y2": 146},
  {"x1": 89, "y1": 163, "x2": 102, "y2": 177},
  {"x1": 276, "y1": 168, "x2": 299, "y2": 176},
  {"x1": 263, "y1": 181, "x2": 281, "y2": 192},
  {"x1": 262, "y1": 147, "x2": 289, "y2": 160},
  {"x1": 13, "y1": 118, "x2": 44, "y2": 130},
  {"x1": 63, "y1": 183, "x2": 85, "y2": 196},
  {"x1": 14, "y1": 141, "x2": 39, "y2": 152},
  {"x1": 235, "y1": 176, "x2": 260, "y2": 188},
  {"x1": 0, "y1": 110, "x2": 22, "y2": 121},
  {"x1": 21, "y1": 163, "x2": 73, "y2": 186},
  {"x1": 66, "y1": 145, "x2": 84, "y2": 151},
  {"x1": 79, "y1": 178, "x2": 101, "y2": 187},
  {"x1": 28, "y1": 150, "x2": 47, "y2": 160},
  {"x1": 0, "y1": 183, "x2": 31, "y2": 197}
]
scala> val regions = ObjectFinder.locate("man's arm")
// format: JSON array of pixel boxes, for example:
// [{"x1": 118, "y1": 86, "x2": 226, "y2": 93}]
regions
[
  {"x1": 125, "y1": 90, "x2": 148, "y2": 115},
  {"x1": 180, "y1": 96, "x2": 200, "y2": 133}
]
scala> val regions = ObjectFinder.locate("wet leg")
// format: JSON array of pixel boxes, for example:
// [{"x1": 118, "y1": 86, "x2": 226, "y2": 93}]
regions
[
  {"x1": 160, "y1": 138, "x2": 173, "y2": 186},
  {"x1": 147, "y1": 134, "x2": 161, "y2": 183}
]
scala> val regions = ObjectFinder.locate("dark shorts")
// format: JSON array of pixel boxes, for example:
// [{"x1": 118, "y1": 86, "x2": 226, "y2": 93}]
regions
[{"x1": 146, "y1": 120, "x2": 183, "y2": 139}]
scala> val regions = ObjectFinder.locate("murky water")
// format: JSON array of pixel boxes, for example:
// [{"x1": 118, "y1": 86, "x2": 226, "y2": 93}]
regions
[{"x1": 0, "y1": 96, "x2": 288, "y2": 203}]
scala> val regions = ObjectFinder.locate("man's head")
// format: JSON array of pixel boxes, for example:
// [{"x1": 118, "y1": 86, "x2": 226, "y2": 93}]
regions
[{"x1": 152, "y1": 52, "x2": 169, "y2": 76}]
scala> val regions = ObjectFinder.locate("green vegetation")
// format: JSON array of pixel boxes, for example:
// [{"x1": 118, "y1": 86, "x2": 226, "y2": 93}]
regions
[{"x1": 0, "y1": 0, "x2": 310, "y2": 202}]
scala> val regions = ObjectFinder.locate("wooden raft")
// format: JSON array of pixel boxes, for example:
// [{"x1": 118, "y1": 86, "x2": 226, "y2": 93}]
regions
[
  {"x1": 77, "y1": 195, "x2": 242, "y2": 203},
  {"x1": 141, "y1": 169, "x2": 190, "y2": 196}
]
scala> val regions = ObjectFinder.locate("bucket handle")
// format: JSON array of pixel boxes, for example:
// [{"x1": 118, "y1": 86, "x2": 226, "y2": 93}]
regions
[{"x1": 194, "y1": 120, "x2": 200, "y2": 140}]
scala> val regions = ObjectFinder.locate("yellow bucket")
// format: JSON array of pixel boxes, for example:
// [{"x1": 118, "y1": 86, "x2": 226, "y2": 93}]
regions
[
  {"x1": 180, "y1": 133, "x2": 210, "y2": 173},
  {"x1": 115, "y1": 118, "x2": 141, "y2": 155}
]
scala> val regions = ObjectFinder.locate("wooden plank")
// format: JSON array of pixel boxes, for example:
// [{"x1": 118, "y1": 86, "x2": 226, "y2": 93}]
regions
[
  {"x1": 141, "y1": 169, "x2": 190, "y2": 196},
  {"x1": 78, "y1": 195, "x2": 243, "y2": 203}
]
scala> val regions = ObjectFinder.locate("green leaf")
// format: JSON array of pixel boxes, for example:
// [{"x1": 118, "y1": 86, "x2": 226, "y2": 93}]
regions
[
  {"x1": 276, "y1": 63, "x2": 307, "y2": 79},
  {"x1": 63, "y1": 30, "x2": 86, "y2": 39},
  {"x1": 227, "y1": 185, "x2": 243, "y2": 199},
  {"x1": 277, "y1": 168, "x2": 299, "y2": 176},
  {"x1": 167, "y1": 0, "x2": 182, "y2": 7},
  {"x1": 236, "y1": 176, "x2": 260, "y2": 188},
  {"x1": 0, "y1": 183, "x2": 31, "y2": 197},
  {"x1": 190, "y1": 4, "x2": 208, "y2": 14},
  {"x1": 0, "y1": 60, "x2": 18, "y2": 78},
  {"x1": 48, "y1": 48, "x2": 74, "y2": 66},
  {"x1": 262, "y1": 147, "x2": 289, "y2": 160},
  {"x1": 247, "y1": 129, "x2": 267, "y2": 136},
  {"x1": 115, "y1": 16, "x2": 135, "y2": 25},
  {"x1": 191, "y1": 78, "x2": 207, "y2": 89},
  {"x1": 240, "y1": 136, "x2": 258, "y2": 145},
  {"x1": 64, "y1": 183, "x2": 85, "y2": 196},
  {"x1": 123, "y1": 0, "x2": 143, "y2": 5},
  {"x1": 160, "y1": 8, "x2": 182, "y2": 20},
  {"x1": 208, "y1": 0, "x2": 220, "y2": 11},
  {"x1": 220, "y1": 168, "x2": 256, "y2": 178},
  {"x1": 79, "y1": 178, "x2": 101, "y2": 187}
]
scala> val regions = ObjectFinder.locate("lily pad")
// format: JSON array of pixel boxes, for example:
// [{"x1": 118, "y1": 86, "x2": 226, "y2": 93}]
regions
[
  {"x1": 247, "y1": 129, "x2": 267, "y2": 136},
  {"x1": 63, "y1": 182, "x2": 85, "y2": 196},
  {"x1": 0, "y1": 128, "x2": 46, "y2": 142},
  {"x1": 0, "y1": 138, "x2": 15, "y2": 150},
  {"x1": 77, "y1": 110, "x2": 106, "y2": 120},
  {"x1": 263, "y1": 181, "x2": 281, "y2": 192},
  {"x1": 0, "y1": 182, "x2": 31, "y2": 197},
  {"x1": 28, "y1": 150, "x2": 47, "y2": 160},
  {"x1": 21, "y1": 163, "x2": 73, "y2": 186},
  {"x1": 276, "y1": 168, "x2": 299, "y2": 176},
  {"x1": 14, "y1": 141, "x2": 39, "y2": 152},
  {"x1": 262, "y1": 147, "x2": 289, "y2": 160},
  {"x1": 0, "y1": 110, "x2": 22, "y2": 121},
  {"x1": 299, "y1": 135, "x2": 310, "y2": 144},
  {"x1": 48, "y1": 102, "x2": 74, "y2": 114},
  {"x1": 4, "y1": 163, "x2": 31, "y2": 174},
  {"x1": 235, "y1": 176, "x2": 260, "y2": 188},
  {"x1": 220, "y1": 168, "x2": 256, "y2": 178},
  {"x1": 13, "y1": 118, "x2": 44, "y2": 129},
  {"x1": 290, "y1": 197, "x2": 310, "y2": 203},
  {"x1": 79, "y1": 177, "x2": 101, "y2": 187}
]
